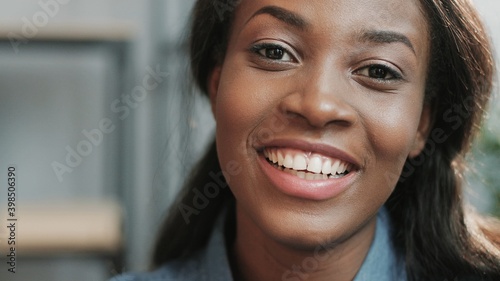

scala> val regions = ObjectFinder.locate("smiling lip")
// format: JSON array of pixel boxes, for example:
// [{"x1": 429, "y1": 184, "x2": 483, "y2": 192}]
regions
[{"x1": 256, "y1": 140, "x2": 360, "y2": 201}]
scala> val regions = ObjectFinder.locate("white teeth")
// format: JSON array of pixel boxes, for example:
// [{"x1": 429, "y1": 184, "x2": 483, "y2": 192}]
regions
[
  {"x1": 310, "y1": 173, "x2": 324, "y2": 180},
  {"x1": 264, "y1": 148, "x2": 354, "y2": 179},
  {"x1": 293, "y1": 154, "x2": 307, "y2": 170},
  {"x1": 331, "y1": 160, "x2": 340, "y2": 175},
  {"x1": 272, "y1": 150, "x2": 278, "y2": 163},
  {"x1": 283, "y1": 154, "x2": 294, "y2": 169},
  {"x1": 307, "y1": 156, "x2": 322, "y2": 174},
  {"x1": 278, "y1": 151, "x2": 284, "y2": 166},
  {"x1": 337, "y1": 163, "x2": 346, "y2": 175},
  {"x1": 321, "y1": 159, "x2": 332, "y2": 175}
]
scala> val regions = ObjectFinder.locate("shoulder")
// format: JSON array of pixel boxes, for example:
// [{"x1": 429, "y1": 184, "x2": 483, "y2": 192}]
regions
[{"x1": 109, "y1": 253, "x2": 206, "y2": 281}]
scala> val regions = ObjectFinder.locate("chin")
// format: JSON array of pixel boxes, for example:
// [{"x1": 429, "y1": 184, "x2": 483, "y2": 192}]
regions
[{"x1": 257, "y1": 204, "x2": 367, "y2": 251}]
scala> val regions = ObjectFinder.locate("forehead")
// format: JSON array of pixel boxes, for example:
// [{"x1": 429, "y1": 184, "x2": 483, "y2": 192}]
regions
[{"x1": 231, "y1": 0, "x2": 429, "y2": 60}]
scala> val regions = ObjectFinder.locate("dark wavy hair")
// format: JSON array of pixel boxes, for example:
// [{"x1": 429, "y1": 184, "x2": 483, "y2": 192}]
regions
[{"x1": 153, "y1": 0, "x2": 500, "y2": 280}]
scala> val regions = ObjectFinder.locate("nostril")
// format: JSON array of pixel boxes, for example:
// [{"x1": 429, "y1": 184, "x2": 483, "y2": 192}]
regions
[{"x1": 278, "y1": 89, "x2": 358, "y2": 129}]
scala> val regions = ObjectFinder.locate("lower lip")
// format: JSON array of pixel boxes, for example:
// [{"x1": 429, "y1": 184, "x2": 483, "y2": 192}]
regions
[{"x1": 258, "y1": 155, "x2": 356, "y2": 201}]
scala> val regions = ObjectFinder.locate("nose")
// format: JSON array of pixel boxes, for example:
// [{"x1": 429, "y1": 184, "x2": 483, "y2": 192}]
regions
[{"x1": 279, "y1": 63, "x2": 358, "y2": 128}]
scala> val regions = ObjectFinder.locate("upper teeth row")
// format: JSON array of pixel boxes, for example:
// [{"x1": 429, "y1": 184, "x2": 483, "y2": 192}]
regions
[{"x1": 263, "y1": 148, "x2": 352, "y2": 175}]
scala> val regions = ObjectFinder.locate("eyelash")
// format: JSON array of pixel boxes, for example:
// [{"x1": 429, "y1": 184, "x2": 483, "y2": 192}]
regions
[
  {"x1": 250, "y1": 43, "x2": 296, "y2": 63},
  {"x1": 250, "y1": 43, "x2": 404, "y2": 83},
  {"x1": 354, "y1": 63, "x2": 403, "y2": 82}
]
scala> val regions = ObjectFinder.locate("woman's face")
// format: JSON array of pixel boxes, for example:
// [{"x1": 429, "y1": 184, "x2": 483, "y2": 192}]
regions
[{"x1": 210, "y1": 0, "x2": 430, "y2": 249}]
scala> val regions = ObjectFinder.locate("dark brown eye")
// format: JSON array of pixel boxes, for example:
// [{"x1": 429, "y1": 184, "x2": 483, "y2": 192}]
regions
[
  {"x1": 264, "y1": 48, "x2": 285, "y2": 60},
  {"x1": 355, "y1": 64, "x2": 401, "y2": 80},
  {"x1": 369, "y1": 66, "x2": 390, "y2": 79},
  {"x1": 253, "y1": 43, "x2": 294, "y2": 62}
]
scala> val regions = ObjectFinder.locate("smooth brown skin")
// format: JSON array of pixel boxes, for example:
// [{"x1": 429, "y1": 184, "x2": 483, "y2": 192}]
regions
[{"x1": 209, "y1": 0, "x2": 431, "y2": 280}]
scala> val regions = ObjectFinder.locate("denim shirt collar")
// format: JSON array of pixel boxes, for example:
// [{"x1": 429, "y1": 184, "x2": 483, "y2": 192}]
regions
[
  {"x1": 201, "y1": 209, "x2": 234, "y2": 281},
  {"x1": 353, "y1": 207, "x2": 407, "y2": 280}
]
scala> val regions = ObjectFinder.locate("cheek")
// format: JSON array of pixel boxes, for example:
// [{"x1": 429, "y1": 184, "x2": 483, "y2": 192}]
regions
[
  {"x1": 212, "y1": 64, "x2": 265, "y2": 179},
  {"x1": 213, "y1": 62, "x2": 280, "y2": 151},
  {"x1": 213, "y1": 77, "x2": 263, "y2": 211},
  {"x1": 361, "y1": 95, "x2": 424, "y2": 169},
  {"x1": 215, "y1": 67, "x2": 260, "y2": 131}
]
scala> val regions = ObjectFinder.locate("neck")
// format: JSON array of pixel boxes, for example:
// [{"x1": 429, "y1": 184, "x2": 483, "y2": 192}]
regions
[{"x1": 231, "y1": 206, "x2": 377, "y2": 281}]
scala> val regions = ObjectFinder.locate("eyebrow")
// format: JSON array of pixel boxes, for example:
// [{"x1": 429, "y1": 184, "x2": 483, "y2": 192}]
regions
[
  {"x1": 359, "y1": 30, "x2": 416, "y2": 54},
  {"x1": 245, "y1": 6, "x2": 416, "y2": 54},
  {"x1": 246, "y1": 5, "x2": 308, "y2": 30}
]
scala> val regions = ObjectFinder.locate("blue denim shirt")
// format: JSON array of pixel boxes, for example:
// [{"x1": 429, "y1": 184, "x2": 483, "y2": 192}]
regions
[{"x1": 110, "y1": 208, "x2": 406, "y2": 281}]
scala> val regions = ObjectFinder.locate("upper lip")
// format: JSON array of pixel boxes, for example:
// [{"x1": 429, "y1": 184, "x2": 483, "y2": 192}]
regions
[{"x1": 255, "y1": 138, "x2": 362, "y2": 170}]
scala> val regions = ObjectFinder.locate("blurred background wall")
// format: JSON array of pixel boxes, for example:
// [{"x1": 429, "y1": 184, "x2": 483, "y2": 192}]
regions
[{"x1": 0, "y1": 0, "x2": 497, "y2": 280}]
